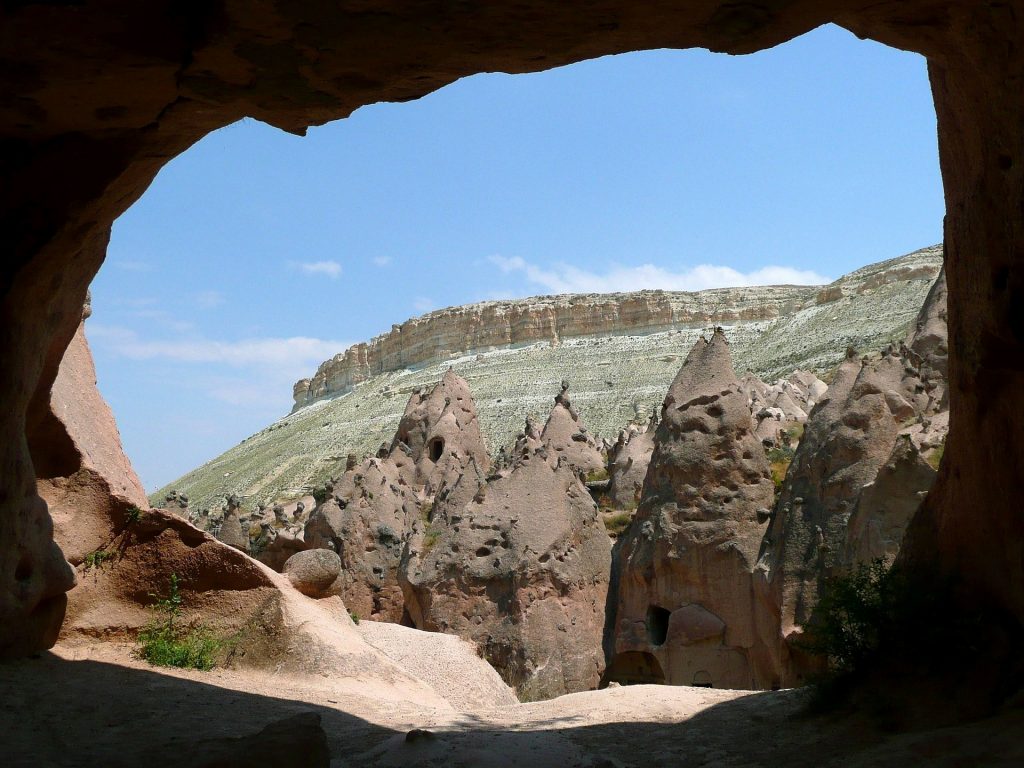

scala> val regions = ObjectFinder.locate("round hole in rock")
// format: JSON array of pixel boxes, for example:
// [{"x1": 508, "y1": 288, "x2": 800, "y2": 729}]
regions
[{"x1": 646, "y1": 604, "x2": 671, "y2": 646}]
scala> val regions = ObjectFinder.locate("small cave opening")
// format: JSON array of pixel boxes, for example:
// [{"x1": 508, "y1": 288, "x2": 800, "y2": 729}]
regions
[
  {"x1": 692, "y1": 670, "x2": 713, "y2": 688},
  {"x1": 646, "y1": 604, "x2": 671, "y2": 646},
  {"x1": 604, "y1": 651, "x2": 666, "y2": 686},
  {"x1": 428, "y1": 437, "x2": 445, "y2": 462}
]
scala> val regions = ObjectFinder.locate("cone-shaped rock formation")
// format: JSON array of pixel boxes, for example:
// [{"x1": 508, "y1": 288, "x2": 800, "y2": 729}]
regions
[{"x1": 609, "y1": 330, "x2": 782, "y2": 689}]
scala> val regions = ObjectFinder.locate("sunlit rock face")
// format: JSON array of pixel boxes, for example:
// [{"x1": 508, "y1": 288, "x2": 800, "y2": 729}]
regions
[
  {"x1": 762, "y1": 270, "x2": 949, "y2": 681},
  {"x1": 164, "y1": 249, "x2": 942, "y2": 515},
  {"x1": 610, "y1": 330, "x2": 784, "y2": 690},
  {"x1": 400, "y1": 450, "x2": 611, "y2": 701},
  {"x1": 304, "y1": 455, "x2": 422, "y2": 622},
  {"x1": 390, "y1": 369, "x2": 491, "y2": 494}
]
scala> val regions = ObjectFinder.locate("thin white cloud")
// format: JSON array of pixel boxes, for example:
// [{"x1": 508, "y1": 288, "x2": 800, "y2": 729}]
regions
[
  {"x1": 195, "y1": 289, "x2": 225, "y2": 309},
  {"x1": 413, "y1": 297, "x2": 435, "y2": 313},
  {"x1": 87, "y1": 324, "x2": 348, "y2": 368},
  {"x1": 296, "y1": 260, "x2": 342, "y2": 279},
  {"x1": 372, "y1": 256, "x2": 392, "y2": 267},
  {"x1": 488, "y1": 255, "x2": 830, "y2": 294}
]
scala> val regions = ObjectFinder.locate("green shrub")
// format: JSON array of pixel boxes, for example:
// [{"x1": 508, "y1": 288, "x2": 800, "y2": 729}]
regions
[
  {"x1": 126, "y1": 505, "x2": 144, "y2": 524},
  {"x1": 137, "y1": 573, "x2": 222, "y2": 671},
  {"x1": 83, "y1": 549, "x2": 114, "y2": 570},
  {"x1": 348, "y1": 610, "x2": 360, "y2": 625},
  {"x1": 804, "y1": 559, "x2": 894, "y2": 676},
  {"x1": 766, "y1": 445, "x2": 795, "y2": 492},
  {"x1": 137, "y1": 623, "x2": 221, "y2": 671}
]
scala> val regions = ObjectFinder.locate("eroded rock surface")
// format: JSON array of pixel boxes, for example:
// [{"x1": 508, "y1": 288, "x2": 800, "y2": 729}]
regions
[
  {"x1": 303, "y1": 456, "x2": 421, "y2": 621},
  {"x1": 762, "y1": 271, "x2": 949, "y2": 680},
  {"x1": 609, "y1": 330, "x2": 783, "y2": 689},
  {"x1": 400, "y1": 451, "x2": 611, "y2": 700},
  {"x1": 391, "y1": 369, "x2": 490, "y2": 493}
]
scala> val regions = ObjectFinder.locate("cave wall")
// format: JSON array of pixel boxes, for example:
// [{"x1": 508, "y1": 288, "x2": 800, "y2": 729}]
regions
[{"x1": 1, "y1": 0, "x2": 1020, "y2": 660}]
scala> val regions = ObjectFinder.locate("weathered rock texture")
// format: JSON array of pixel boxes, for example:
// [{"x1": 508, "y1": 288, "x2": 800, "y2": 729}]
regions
[
  {"x1": 391, "y1": 369, "x2": 490, "y2": 492},
  {"x1": 539, "y1": 382, "x2": 606, "y2": 475},
  {"x1": 762, "y1": 271, "x2": 949, "y2": 681},
  {"x1": 164, "y1": 248, "x2": 941, "y2": 514},
  {"x1": 1, "y1": 3, "x2": 1021, "y2": 714},
  {"x1": 610, "y1": 330, "x2": 782, "y2": 689},
  {"x1": 24, "y1": 310, "x2": 146, "y2": 657},
  {"x1": 606, "y1": 416, "x2": 657, "y2": 509},
  {"x1": 400, "y1": 452, "x2": 611, "y2": 700},
  {"x1": 303, "y1": 456, "x2": 421, "y2": 621}
]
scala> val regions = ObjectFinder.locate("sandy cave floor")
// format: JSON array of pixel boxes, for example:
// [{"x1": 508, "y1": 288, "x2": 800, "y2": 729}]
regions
[{"x1": 2, "y1": 641, "x2": 1023, "y2": 768}]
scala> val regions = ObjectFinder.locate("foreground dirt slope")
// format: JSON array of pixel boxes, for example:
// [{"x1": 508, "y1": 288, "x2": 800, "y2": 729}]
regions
[{"x1": 2, "y1": 643, "x2": 1021, "y2": 768}]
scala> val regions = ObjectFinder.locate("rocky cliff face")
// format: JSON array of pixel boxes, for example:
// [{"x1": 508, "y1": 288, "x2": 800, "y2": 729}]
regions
[{"x1": 293, "y1": 286, "x2": 812, "y2": 409}]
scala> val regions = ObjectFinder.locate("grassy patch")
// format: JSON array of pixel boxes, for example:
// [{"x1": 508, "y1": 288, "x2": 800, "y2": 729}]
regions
[
  {"x1": 83, "y1": 549, "x2": 115, "y2": 570},
  {"x1": 585, "y1": 468, "x2": 609, "y2": 483},
  {"x1": 422, "y1": 525, "x2": 442, "y2": 552},
  {"x1": 603, "y1": 512, "x2": 633, "y2": 537},
  {"x1": 136, "y1": 574, "x2": 223, "y2": 671},
  {"x1": 925, "y1": 442, "x2": 944, "y2": 471},
  {"x1": 766, "y1": 446, "x2": 795, "y2": 492},
  {"x1": 419, "y1": 500, "x2": 433, "y2": 523}
]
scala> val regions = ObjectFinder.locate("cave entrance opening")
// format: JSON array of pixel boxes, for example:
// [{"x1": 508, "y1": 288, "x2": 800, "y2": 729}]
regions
[
  {"x1": 605, "y1": 651, "x2": 667, "y2": 686},
  {"x1": 646, "y1": 605, "x2": 671, "y2": 646},
  {"x1": 428, "y1": 437, "x2": 445, "y2": 463}
]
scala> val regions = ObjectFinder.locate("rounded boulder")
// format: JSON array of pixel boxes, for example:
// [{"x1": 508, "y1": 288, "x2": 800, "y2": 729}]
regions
[{"x1": 283, "y1": 549, "x2": 342, "y2": 597}]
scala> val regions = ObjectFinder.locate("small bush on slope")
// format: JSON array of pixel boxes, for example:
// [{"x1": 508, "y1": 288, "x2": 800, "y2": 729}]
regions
[{"x1": 137, "y1": 573, "x2": 223, "y2": 671}]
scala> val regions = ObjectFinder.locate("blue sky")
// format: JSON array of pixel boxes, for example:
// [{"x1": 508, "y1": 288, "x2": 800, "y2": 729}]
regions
[{"x1": 88, "y1": 24, "x2": 944, "y2": 491}]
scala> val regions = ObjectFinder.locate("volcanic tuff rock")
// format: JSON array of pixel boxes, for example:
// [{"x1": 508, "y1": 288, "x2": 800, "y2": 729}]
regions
[
  {"x1": 609, "y1": 330, "x2": 783, "y2": 689},
  {"x1": 283, "y1": 548, "x2": 343, "y2": 598},
  {"x1": 539, "y1": 381, "x2": 606, "y2": 475},
  {"x1": 400, "y1": 450, "x2": 611, "y2": 700},
  {"x1": 762, "y1": 270, "x2": 949, "y2": 679},
  {"x1": 606, "y1": 415, "x2": 658, "y2": 509},
  {"x1": 159, "y1": 248, "x2": 943, "y2": 514},
  {"x1": 303, "y1": 455, "x2": 421, "y2": 621},
  {"x1": 3, "y1": 0, "x2": 1021, "y2": 713},
  {"x1": 390, "y1": 368, "x2": 490, "y2": 492}
]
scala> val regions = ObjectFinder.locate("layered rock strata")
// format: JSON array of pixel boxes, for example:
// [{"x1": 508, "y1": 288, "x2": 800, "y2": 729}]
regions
[
  {"x1": 609, "y1": 330, "x2": 783, "y2": 689},
  {"x1": 293, "y1": 286, "x2": 813, "y2": 408}
]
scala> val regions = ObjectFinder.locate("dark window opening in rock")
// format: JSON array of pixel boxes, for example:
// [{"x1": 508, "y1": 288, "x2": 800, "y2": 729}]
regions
[
  {"x1": 428, "y1": 437, "x2": 445, "y2": 462},
  {"x1": 692, "y1": 670, "x2": 713, "y2": 688},
  {"x1": 646, "y1": 604, "x2": 671, "y2": 646},
  {"x1": 604, "y1": 651, "x2": 666, "y2": 686}
]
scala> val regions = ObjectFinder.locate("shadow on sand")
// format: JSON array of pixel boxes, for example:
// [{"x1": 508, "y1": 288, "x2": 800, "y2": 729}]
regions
[{"x1": 3, "y1": 652, "x2": 1022, "y2": 768}]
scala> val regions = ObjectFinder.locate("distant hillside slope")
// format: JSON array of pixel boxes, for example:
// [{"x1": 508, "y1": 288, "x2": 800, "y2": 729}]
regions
[{"x1": 155, "y1": 245, "x2": 942, "y2": 512}]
